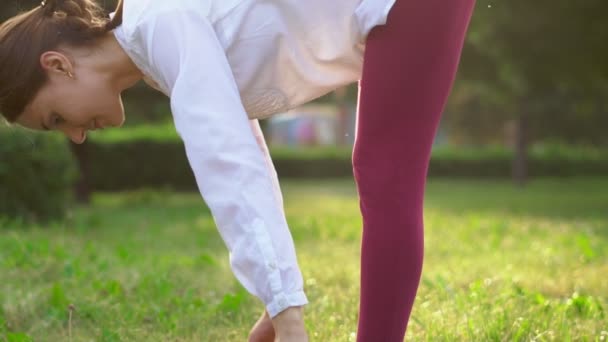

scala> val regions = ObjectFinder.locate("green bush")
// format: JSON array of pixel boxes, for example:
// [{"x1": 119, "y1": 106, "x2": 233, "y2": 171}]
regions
[
  {"x1": 78, "y1": 139, "x2": 608, "y2": 192},
  {"x1": 0, "y1": 127, "x2": 78, "y2": 223},
  {"x1": 83, "y1": 125, "x2": 608, "y2": 189},
  {"x1": 88, "y1": 120, "x2": 179, "y2": 143},
  {"x1": 85, "y1": 140, "x2": 196, "y2": 191}
]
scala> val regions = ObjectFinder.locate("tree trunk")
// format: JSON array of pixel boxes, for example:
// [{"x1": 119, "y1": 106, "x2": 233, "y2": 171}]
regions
[
  {"x1": 512, "y1": 112, "x2": 529, "y2": 187},
  {"x1": 69, "y1": 140, "x2": 91, "y2": 204}
]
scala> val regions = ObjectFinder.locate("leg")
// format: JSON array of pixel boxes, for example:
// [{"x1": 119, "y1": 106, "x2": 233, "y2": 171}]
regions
[{"x1": 353, "y1": 0, "x2": 476, "y2": 340}]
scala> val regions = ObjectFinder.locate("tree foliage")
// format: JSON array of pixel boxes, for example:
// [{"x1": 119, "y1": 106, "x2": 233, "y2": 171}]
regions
[{"x1": 449, "y1": 0, "x2": 608, "y2": 145}]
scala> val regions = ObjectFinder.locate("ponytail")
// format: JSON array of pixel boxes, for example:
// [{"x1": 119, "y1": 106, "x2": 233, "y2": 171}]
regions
[{"x1": 106, "y1": 0, "x2": 123, "y2": 31}]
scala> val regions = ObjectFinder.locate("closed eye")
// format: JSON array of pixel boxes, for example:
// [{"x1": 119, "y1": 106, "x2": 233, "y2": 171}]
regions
[{"x1": 48, "y1": 112, "x2": 65, "y2": 129}]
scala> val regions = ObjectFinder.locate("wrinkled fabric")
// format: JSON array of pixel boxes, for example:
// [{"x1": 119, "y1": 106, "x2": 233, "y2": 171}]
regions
[{"x1": 111, "y1": 0, "x2": 397, "y2": 318}]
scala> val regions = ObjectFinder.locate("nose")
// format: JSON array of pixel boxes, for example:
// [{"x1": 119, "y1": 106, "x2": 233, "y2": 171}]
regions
[{"x1": 63, "y1": 126, "x2": 87, "y2": 144}]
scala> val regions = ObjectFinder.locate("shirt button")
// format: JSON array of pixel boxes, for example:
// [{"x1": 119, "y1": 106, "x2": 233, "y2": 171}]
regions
[
  {"x1": 279, "y1": 298, "x2": 288, "y2": 307},
  {"x1": 268, "y1": 261, "x2": 277, "y2": 270}
]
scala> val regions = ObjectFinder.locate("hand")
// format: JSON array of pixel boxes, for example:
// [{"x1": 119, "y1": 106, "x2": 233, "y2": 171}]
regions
[
  {"x1": 248, "y1": 309, "x2": 275, "y2": 342},
  {"x1": 271, "y1": 306, "x2": 309, "y2": 342}
]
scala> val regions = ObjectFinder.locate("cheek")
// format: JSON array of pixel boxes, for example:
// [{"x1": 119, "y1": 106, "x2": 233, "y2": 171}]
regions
[
  {"x1": 57, "y1": 85, "x2": 100, "y2": 122},
  {"x1": 83, "y1": 87, "x2": 120, "y2": 117}
]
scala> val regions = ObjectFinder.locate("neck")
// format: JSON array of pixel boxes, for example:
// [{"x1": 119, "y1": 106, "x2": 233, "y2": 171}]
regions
[{"x1": 89, "y1": 32, "x2": 144, "y2": 92}]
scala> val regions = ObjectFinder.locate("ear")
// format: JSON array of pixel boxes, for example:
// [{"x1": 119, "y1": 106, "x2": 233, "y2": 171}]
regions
[{"x1": 40, "y1": 51, "x2": 73, "y2": 78}]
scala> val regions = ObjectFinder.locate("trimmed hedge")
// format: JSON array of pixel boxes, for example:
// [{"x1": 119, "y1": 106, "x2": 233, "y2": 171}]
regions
[
  {"x1": 0, "y1": 127, "x2": 78, "y2": 222},
  {"x1": 81, "y1": 140, "x2": 608, "y2": 191},
  {"x1": 86, "y1": 141, "x2": 196, "y2": 191}
]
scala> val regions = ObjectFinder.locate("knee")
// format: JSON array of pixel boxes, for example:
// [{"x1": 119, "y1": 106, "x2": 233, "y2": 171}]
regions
[
  {"x1": 353, "y1": 153, "x2": 409, "y2": 192},
  {"x1": 353, "y1": 147, "x2": 430, "y2": 193}
]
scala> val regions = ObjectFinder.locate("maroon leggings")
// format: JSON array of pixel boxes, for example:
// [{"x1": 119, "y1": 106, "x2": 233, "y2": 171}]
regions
[{"x1": 353, "y1": 0, "x2": 476, "y2": 340}]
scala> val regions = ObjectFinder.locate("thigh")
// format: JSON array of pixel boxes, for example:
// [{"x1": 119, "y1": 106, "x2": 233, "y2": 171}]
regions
[{"x1": 353, "y1": 0, "x2": 476, "y2": 187}]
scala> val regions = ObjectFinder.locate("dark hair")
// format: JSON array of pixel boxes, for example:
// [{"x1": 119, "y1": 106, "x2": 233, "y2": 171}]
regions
[{"x1": 0, "y1": 0, "x2": 124, "y2": 123}]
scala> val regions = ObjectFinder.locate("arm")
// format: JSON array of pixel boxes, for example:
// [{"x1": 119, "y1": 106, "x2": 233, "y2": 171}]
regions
[
  {"x1": 136, "y1": 7, "x2": 307, "y2": 318},
  {"x1": 249, "y1": 119, "x2": 284, "y2": 211}
]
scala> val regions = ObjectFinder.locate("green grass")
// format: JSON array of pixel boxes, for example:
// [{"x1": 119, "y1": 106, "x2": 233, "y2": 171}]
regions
[{"x1": 1, "y1": 178, "x2": 607, "y2": 341}]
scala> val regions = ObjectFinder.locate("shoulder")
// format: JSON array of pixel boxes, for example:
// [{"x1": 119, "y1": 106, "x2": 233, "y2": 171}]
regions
[{"x1": 119, "y1": 0, "x2": 212, "y2": 39}]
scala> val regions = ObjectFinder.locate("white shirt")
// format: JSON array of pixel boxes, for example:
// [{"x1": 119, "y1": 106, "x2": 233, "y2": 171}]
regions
[{"x1": 112, "y1": 0, "x2": 396, "y2": 318}]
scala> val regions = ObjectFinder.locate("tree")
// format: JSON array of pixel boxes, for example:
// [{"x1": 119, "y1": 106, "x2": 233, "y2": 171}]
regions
[{"x1": 450, "y1": 0, "x2": 608, "y2": 185}]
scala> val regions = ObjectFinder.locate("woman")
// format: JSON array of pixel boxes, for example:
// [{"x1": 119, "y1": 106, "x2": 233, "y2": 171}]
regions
[{"x1": 0, "y1": 0, "x2": 476, "y2": 340}]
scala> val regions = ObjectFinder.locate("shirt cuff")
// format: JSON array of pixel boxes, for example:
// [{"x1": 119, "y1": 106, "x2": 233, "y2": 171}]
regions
[{"x1": 266, "y1": 291, "x2": 309, "y2": 319}]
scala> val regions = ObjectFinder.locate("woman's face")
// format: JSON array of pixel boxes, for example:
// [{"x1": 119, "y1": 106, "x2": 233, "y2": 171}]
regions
[{"x1": 15, "y1": 50, "x2": 126, "y2": 144}]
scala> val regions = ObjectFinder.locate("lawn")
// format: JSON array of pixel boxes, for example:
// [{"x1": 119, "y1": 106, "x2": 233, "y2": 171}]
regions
[{"x1": 1, "y1": 177, "x2": 607, "y2": 341}]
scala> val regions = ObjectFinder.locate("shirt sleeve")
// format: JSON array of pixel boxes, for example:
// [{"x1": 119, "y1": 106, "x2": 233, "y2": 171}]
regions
[
  {"x1": 133, "y1": 6, "x2": 308, "y2": 318},
  {"x1": 249, "y1": 119, "x2": 285, "y2": 211}
]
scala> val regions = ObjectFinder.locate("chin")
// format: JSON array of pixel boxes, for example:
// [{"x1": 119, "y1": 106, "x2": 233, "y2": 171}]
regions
[
  {"x1": 108, "y1": 111, "x2": 126, "y2": 128},
  {"x1": 118, "y1": 108, "x2": 127, "y2": 126},
  {"x1": 115, "y1": 115, "x2": 126, "y2": 128}
]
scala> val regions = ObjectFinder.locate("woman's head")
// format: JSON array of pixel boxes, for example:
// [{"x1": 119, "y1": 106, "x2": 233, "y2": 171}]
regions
[{"x1": 0, "y1": 0, "x2": 132, "y2": 143}]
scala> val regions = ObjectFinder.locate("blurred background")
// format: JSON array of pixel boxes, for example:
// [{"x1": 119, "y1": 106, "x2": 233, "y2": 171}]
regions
[{"x1": 1, "y1": 0, "x2": 607, "y2": 214}]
